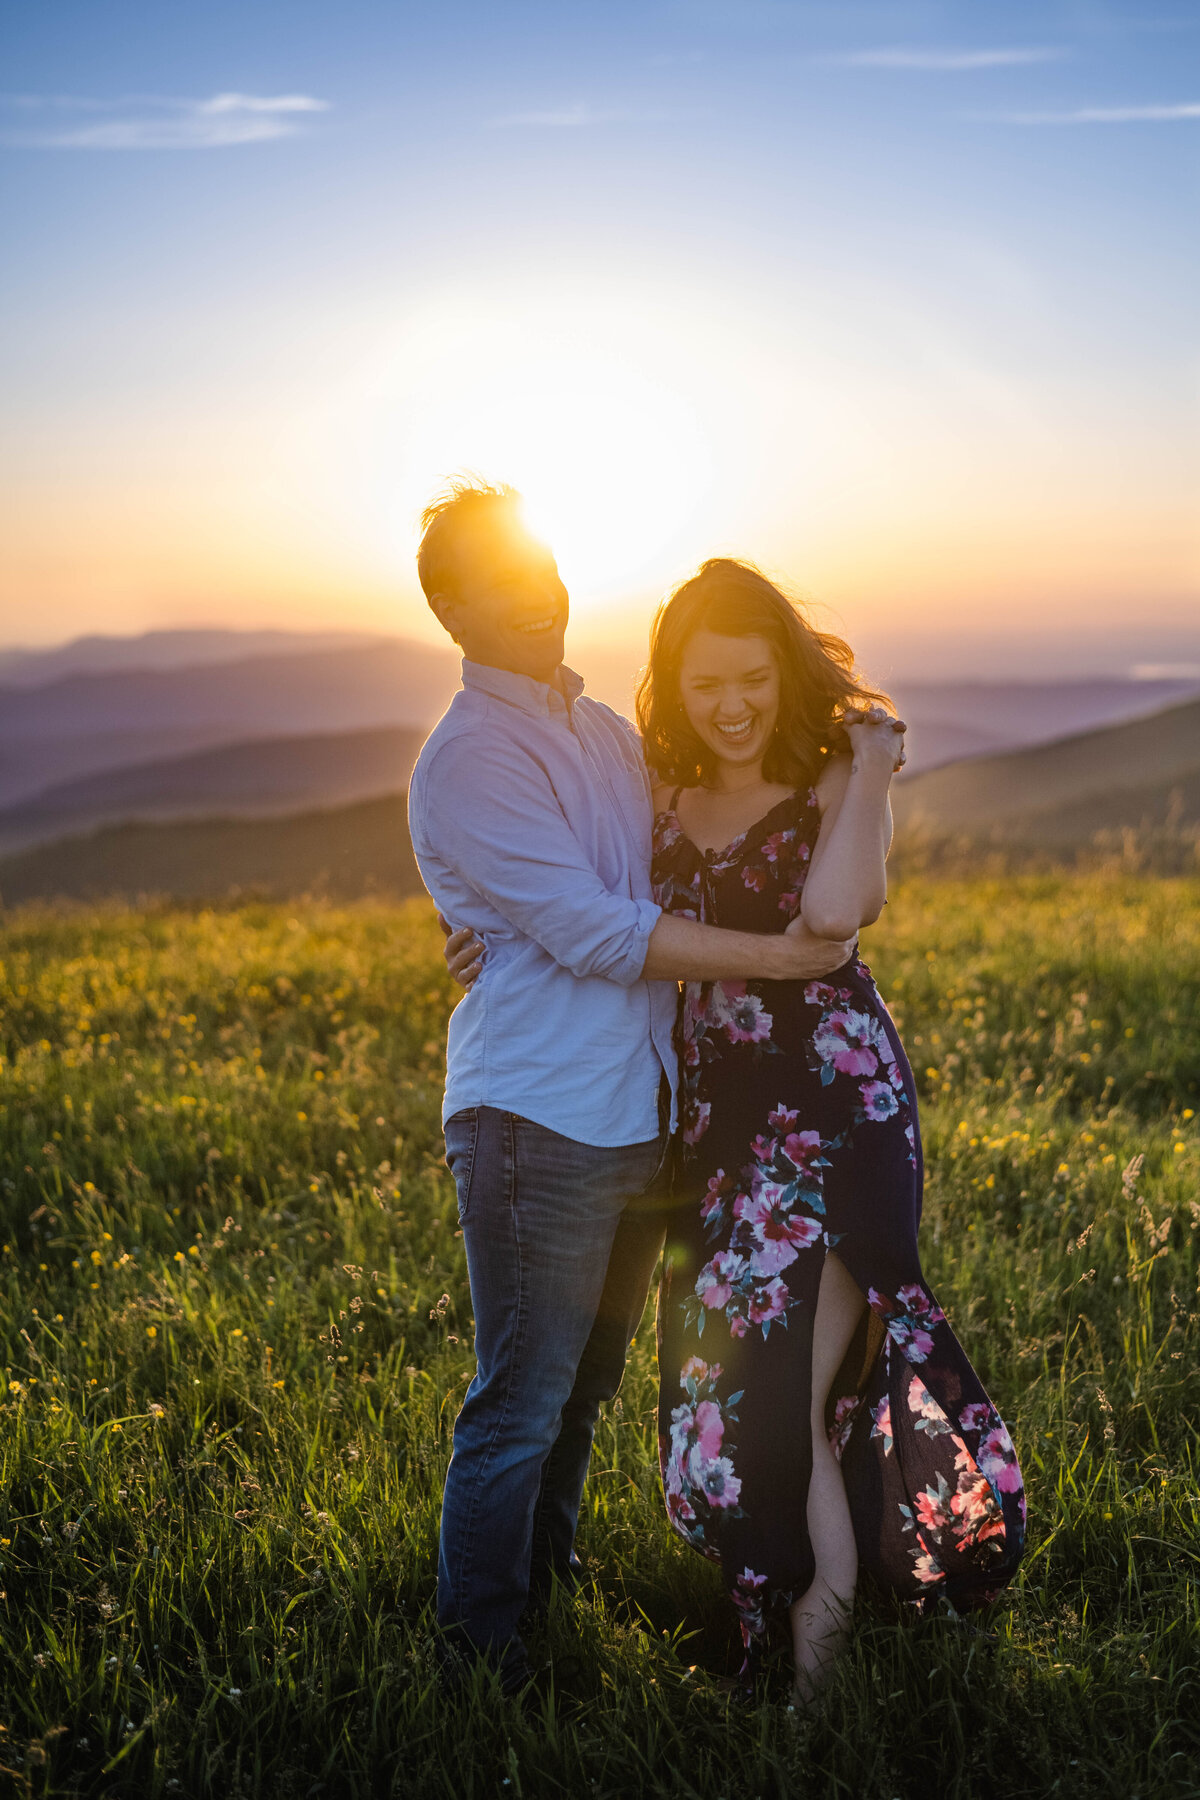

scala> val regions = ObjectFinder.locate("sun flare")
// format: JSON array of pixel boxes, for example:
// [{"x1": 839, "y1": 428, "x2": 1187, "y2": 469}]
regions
[{"x1": 347, "y1": 302, "x2": 722, "y2": 613}]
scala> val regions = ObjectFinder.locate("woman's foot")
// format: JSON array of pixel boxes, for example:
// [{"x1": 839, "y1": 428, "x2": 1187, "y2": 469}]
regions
[{"x1": 790, "y1": 1578, "x2": 853, "y2": 1708}]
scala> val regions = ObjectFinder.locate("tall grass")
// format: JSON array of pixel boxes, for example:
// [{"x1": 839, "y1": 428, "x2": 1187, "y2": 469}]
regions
[{"x1": 1, "y1": 877, "x2": 1197, "y2": 1798}]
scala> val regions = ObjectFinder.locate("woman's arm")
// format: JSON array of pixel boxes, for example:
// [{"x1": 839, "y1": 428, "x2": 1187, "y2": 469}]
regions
[{"x1": 800, "y1": 710, "x2": 904, "y2": 942}]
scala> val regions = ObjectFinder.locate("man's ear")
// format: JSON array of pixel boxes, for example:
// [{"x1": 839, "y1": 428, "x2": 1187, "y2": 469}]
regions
[{"x1": 428, "y1": 593, "x2": 462, "y2": 646}]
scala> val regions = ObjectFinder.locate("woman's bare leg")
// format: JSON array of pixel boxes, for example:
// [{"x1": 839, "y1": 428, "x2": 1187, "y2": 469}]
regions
[{"x1": 790, "y1": 1249, "x2": 867, "y2": 1706}]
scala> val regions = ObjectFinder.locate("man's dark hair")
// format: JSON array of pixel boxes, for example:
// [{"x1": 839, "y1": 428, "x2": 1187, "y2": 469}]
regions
[{"x1": 416, "y1": 476, "x2": 521, "y2": 605}]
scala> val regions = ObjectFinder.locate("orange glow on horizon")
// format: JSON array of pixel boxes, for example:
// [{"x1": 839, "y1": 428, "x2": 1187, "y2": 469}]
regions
[{"x1": 2, "y1": 281, "x2": 1194, "y2": 660}]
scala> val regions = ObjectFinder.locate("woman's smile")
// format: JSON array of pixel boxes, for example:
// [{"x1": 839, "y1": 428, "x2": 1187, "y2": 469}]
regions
[
  {"x1": 714, "y1": 714, "x2": 757, "y2": 745},
  {"x1": 678, "y1": 628, "x2": 782, "y2": 777}
]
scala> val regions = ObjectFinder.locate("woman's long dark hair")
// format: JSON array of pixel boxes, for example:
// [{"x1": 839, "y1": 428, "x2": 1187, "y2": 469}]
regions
[{"x1": 636, "y1": 558, "x2": 892, "y2": 789}]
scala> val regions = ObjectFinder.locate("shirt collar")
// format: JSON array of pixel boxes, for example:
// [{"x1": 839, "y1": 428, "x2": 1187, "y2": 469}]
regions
[{"x1": 462, "y1": 658, "x2": 585, "y2": 721}]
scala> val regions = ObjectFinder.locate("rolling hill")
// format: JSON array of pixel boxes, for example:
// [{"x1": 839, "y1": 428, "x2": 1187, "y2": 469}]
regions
[
  {"x1": 3, "y1": 695, "x2": 1197, "y2": 908},
  {"x1": 0, "y1": 793, "x2": 422, "y2": 908},
  {"x1": 4, "y1": 625, "x2": 1198, "y2": 816},
  {"x1": 888, "y1": 677, "x2": 1200, "y2": 774},
  {"x1": 1000, "y1": 766, "x2": 1200, "y2": 848},
  {"x1": 0, "y1": 726, "x2": 426, "y2": 854},
  {"x1": 0, "y1": 638, "x2": 460, "y2": 807},
  {"x1": 892, "y1": 696, "x2": 1200, "y2": 842}
]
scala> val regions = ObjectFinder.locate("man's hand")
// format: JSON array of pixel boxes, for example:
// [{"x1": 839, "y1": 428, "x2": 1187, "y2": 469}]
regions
[
  {"x1": 782, "y1": 912, "x2": 857, "y2": 976},
  {"x1": 438, "y1": 912, "x2": 485, "y2": 991}
]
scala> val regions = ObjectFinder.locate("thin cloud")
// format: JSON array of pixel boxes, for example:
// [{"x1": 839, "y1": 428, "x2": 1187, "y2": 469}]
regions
[
  {"x1": 983, "y1": 101, "x2": 1200, "y2": 123},
  {"x1": 490, "y1": 103, "x2": 629, "y2": 127},
  {"x1": 201, "y1": 93, "x2": 326, "y2": 114},
  {"x1": 0, "y1": 92, "x2": 329, "y2": 149},
  {"x1": 827, "y1": 47, "x2": 1066, "y2": 71}
]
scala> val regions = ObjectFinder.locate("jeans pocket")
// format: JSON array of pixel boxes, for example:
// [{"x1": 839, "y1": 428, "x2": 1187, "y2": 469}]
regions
[
  {"x1": 640, "y1": 1130, "x2": 676, "y2": 1216},
  {"x1": 444, "y1": 1108, "x2": 480, "y2": 1224},
  {"x1": 650, "y1": 1129, "x2": 677, "y2": 1195}
]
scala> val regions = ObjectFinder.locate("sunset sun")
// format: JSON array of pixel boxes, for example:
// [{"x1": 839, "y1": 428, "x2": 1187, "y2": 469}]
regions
[{"x1": 349, "y1": 301, "x2": 720, "y2": 609}]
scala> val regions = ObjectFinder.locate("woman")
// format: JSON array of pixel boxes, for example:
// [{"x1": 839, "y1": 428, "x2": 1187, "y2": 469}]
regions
[{"x1": 640, "y1": 559, "x2": 1025, "y2": 1701}]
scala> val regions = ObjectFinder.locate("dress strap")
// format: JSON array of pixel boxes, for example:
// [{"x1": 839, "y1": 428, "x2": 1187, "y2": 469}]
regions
[{"x1": 669, "y1": 786, "x2": 684, "y2": 812}]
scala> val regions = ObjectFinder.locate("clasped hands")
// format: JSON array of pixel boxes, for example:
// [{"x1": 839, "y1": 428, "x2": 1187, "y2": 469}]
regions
[{"x1": 843, "y1": 703, "x2": 907, "y2": 773}]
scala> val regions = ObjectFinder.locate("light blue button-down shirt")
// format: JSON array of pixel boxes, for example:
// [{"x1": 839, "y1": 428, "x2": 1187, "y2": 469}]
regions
[{"x1": 407, "y1": 660, "x2": 679, "y2": 1147}]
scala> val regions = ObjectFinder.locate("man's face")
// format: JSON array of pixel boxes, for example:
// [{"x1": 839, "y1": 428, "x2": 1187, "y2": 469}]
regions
[{"x1": 438, "y1": 509, "x2": 569, "y2": 684}]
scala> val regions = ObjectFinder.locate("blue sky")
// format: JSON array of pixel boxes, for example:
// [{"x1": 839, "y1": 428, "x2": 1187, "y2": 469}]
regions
[{"x1": 1, "y1": 0, "x2": 1196, "y2": 677}]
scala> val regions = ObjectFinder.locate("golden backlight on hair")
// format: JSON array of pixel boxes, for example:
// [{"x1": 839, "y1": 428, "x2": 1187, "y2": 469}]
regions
[
  {"x1": 637, "y1": 559, "x2": 892, "y2": 788},
  {"x1": 373, "y1": 305, "x2": 717, "y2": 612},
  {"x1": 419, "y1": 361, "x2": 709, "y2": 598}
]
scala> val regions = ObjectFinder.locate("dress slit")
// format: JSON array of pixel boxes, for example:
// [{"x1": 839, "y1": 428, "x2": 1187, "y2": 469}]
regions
[{"x1": 652, "y1": 787, "x2": 1026, "y2": 1665}]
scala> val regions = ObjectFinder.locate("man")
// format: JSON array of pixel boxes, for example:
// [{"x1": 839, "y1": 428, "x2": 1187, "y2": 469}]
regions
[{"x1": 407, "y1": 478, "x2": 853, "y2": 1691}]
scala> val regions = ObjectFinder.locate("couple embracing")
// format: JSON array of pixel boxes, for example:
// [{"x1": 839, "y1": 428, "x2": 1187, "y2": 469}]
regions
[{"x1": 408, "y1": 479, "x2": 1026, "y2": 1705}]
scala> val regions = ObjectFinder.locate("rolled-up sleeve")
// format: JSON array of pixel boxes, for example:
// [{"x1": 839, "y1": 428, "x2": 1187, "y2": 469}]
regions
[{"x1": 412, "y1": 733, "x2": 660, "y2": 986}]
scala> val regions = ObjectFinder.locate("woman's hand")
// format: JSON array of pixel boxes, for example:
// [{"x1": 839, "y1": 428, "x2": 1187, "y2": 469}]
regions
[
  {"x1": 437, "y1": 913, "x2": 485, "y2": 991},
  {"x1": 843, "y1": 704, "x2": 906, "y2": 774}
]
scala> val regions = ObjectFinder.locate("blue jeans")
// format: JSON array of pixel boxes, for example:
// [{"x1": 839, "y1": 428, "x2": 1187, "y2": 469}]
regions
[{"x1": 439, "y1": 1106, "x2": 669, "y2": 1686}]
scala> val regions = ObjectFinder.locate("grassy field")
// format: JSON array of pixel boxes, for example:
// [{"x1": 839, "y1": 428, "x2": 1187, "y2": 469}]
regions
[{"x1": 0, "y1": 877, "x2": 1197, "y2": 1799}]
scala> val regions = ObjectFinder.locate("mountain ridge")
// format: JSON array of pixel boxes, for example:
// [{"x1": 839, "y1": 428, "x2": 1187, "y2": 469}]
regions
[
  {"x1": 892, "y1": 695, "x2": 1200, "y2": 837},
  {"x1": 0, "y1": 639, "x2": 461, "y2": 808},
  {"x1": 0, "y1": 726, "x2": 427, "y2": 854},
  {"x1": 0, "y1": 794, "x2": 421, "y2": 908},
  {"x1": 2, "y1": 623, "x2": 1194, "y2": 814},
  {"x1": 3, "y1": 695, "x2": 1196, "y2": 907},
  {"x1": 0, "y1": 628, "x2": 388, "y2": 689}
]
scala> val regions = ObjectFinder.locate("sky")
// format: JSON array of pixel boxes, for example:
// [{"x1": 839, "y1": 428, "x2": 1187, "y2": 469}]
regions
[{"x1": 1, "y1": 0, "x2": 1197, "y2": 680}]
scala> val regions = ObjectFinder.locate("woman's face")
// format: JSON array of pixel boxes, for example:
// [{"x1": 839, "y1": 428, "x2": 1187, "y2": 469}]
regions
[{"x1": 677, "y1": 628, "x2": 781, "y2": 775}]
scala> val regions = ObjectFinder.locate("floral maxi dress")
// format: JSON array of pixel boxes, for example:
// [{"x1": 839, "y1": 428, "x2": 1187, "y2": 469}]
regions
[{"x1": 653, "y1": 789, "x2": 1026, "y2": 1663}]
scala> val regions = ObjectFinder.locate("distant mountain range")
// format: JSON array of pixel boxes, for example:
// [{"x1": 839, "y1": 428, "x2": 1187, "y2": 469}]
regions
[
  {"x1": 889, "y1": 678, "x2": 1200, "y2": 773},
  {"x1": 0, "y1": 627, "x2": 384, "y2": 687},
  {"x1": 0, "y1": 793, "x2": 421, "y2": 907},
  {"x1": 0, "y1": 635, "x2": 461, "y2": 808},
  {"x1": 0, "y1": 726, "x2": 426, "y2": 855},
  {"x1": 2, "y1": 694, "x2": 1196, "y2": 907},
  {"x1": 893, "y1": 695, "x2": 1200, "y2": 846},
  {"x1": 3, "y1": 628, "x2": 1198, "y2": 826}
]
